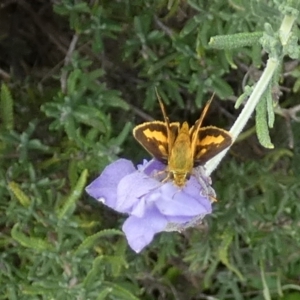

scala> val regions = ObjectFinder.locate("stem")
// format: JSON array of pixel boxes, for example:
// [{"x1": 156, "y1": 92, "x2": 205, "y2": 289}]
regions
[
  {"x1": 205, "y1": 10, "x2": 298, "y2": 176},
  {"x1": 279, "y1": 14, "x2": 297, "y2": 45},
  {"x1": 205, "y1": 58, "x2": 278, "y2": 175}
]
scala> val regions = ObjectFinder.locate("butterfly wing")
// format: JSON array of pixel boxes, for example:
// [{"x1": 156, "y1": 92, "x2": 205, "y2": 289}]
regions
[
  {"x1": 190, "y1": 96, "x2": 213, "y2": 154},
  {"x1": 169, "y1": 122, "x2": 180, "y2": 148},
  {"x1": 133, "y1": 121, "x2": 180, "y2": 163},
  {"x1": 193, "y1": 126, "x2": 232, "y2": 166}
]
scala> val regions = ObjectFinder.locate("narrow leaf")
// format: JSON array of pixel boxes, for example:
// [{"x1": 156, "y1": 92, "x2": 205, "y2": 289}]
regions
[
  {"x1": 96, "y1": 288, "x2": 112, "y2": 300},
  {"x1": 260, "y1": 260, "x2": 271, "y2": 300},
  {"x1": 57, "y1": 169, "x2": 88, "y2": 219},
  {"x1": 84, "y1": 255, "x2": 104, "y2": 287},
  {"x1": 218, "y1": 229, "x2": 245, "y2": 281},
  {"x1": 209, "y1": 32, "x2": 263, "y2": 50},
  {"x1": 102, "y1": 281, "x2": 140, "y2": 300},
  {"x1": 11, "y1": 223, "x2": 54, "y2": 251},
  {"x1": 75, "y1": 229, "x2": 123, "y2": 255},
  {"x1": 8, "y1": 181, "x2": 31, "y2": 207},
  {"x1": 266, "y1": 85, "x2": 275, "y2": 128},
  {"x1": 256, "y1": 96, "x2": 274, "y2": 148},
  {"x1": 0, "y1": 83, "x2": 14, "y2": 130},
  {"x1": 235, "y1": 86, "x2": 253, "y2": 109}
]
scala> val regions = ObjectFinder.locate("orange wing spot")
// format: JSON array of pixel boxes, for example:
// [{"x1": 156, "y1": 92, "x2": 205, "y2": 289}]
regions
[
  {"x1": 199, "y1": 149, "x2": 207, "y2": 155},
  {"x1": 143, "y1": 129, "x2": 167, "y2": 142},
  {"x1": 158, "y1": 144, "x2": 168, "y2": 156},
  {"x1": 200, "y1": 135, "x2": 225, "y2": 146}
]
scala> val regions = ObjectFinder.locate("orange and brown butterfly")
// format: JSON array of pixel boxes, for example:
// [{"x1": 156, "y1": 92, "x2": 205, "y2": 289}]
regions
[{"x1": 133, "y1": 92, "x2": 232, "y2": 187}]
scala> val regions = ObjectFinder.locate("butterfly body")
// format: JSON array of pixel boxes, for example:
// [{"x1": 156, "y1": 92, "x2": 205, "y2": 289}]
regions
[
  {"x1": 133, "y1": 94, "x2": 232, "y2": 187},
  {"x1": 168, "y1": 122, "x2": 193, "y2": 187}
]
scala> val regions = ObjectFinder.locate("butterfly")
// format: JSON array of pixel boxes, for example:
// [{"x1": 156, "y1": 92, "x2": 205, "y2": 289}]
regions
[{"x1": 133, "y1": 92, "x2": 232, "y2": 187}]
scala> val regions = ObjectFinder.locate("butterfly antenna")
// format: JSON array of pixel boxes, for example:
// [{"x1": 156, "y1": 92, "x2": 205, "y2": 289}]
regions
[
  {"x1": 191, "y1": 93, "x2": 214, "y2": 152},
  {"x1": 155, "y1": 88, "x2": 170, "y2": 125},
  {"x1": 155, "y1": 88, "x2": 173, "y2": 154},
  {"x1": 196, "y1": 93, "x2": 214, "y2": 130}
]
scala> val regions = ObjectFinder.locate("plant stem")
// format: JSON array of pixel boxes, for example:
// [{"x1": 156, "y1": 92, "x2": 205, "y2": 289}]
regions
[
  {"x1": 205, "y1": 58, "x2": 278, "y2": 175},
  {"x1": 205, "y1": 10, "x2": 298, "y2": 176}
]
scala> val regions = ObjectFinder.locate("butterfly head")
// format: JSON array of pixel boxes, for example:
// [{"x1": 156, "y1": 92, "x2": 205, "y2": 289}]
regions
[{"x1": 171, "y1": 171, "x2": 191, "y2": 187}]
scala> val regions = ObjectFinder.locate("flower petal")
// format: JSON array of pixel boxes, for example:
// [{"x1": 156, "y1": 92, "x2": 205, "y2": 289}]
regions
[
  {"x1": 166, "y1": 215, "x2": 194, "y2": 224},
  {"x1": 165, "y1": 213, "x2": 207, "y2": 231},
  {"x1": 116, "y1": 171, "x2": 160, "y2": 213},
  {"x1": 85, "y1": 159, "x2": 135, "y2": 209},
  {"x1": 122, "y1": 207, "x2": 168, "y2": 253},
  {"x1": 140, "y1": 159, "x2": 166, "y2": 176},
  {"x1": 184, "y1": 176, "x2": 213, "y2": 211},
  {"x1": 153, "y1": 181, "x2": 212, "y2": 217},
  {"x1": 130, "y1": 197, "x2": 146, "y2": 217}
]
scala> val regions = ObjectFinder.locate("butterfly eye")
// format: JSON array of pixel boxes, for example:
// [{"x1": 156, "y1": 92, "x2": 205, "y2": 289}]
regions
[{"x1": 186, "y1": 173, "x2": 191, "y2": 180}]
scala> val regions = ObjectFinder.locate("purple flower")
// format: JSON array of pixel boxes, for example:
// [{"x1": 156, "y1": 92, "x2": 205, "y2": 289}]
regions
[{"x1": 86, "y1": 159, "x2": 214, "y2": 253}]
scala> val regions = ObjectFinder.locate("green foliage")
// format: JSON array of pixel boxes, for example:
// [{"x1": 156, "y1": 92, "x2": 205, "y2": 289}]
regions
[
  {"x1": 256, "y1": 94, "x2": 274, "y2": 149},
  {"x1": 75, "y1": 229, "x2": 124, "y2": 255},
  {"x1": 217, "y1": 228, "x2": 245, "y2": 282},
  {"x1": 57, "y1": 168, "x2": 88, "y2": 219},
  {"x1": 8, "y1": 181, "x2": 31, "y2": 207},
  {"x1": 1, "y1": 0, "x2": 300, "y2": 299},
  {"x1": 0, "y1": 83, "x2": 14, "y2": 130},
  {"x1": 209, "y1": 31, "x2": 264, "y2": 50},
  {"x1": 11, "y1": 223, "x2": 55, "y2": 251}
]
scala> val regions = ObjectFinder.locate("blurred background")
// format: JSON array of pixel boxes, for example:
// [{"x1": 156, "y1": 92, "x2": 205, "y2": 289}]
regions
[{"x1": 1, "y1": 1, "x2": 300, "y2": 299}]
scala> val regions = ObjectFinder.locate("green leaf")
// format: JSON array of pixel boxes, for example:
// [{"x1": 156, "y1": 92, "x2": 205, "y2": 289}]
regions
[
  {"x1": 83, "y1": 255, "x2": 104, "y2": 288},
  {"x1": 75, "y1": 229, "x2": 123, "y2": 255},
  {"x1": 255, "y1": 96, "x2": 274, "y2": 149},
  {"x1": 218, "y1": 229, "x2": 245, "y2": 281},
  {"x1": 210, "y1": 76, "x2": 234, "y2": 99},
  {"x1": 57, "y1": 169, "x2": 88, "y2": 219},
  {"x1": 173, "y1": 39, "x2": 196, "y2": 57},
  {"x1": 0, "y1": 83, "x2": 14, "y2": 130},
  {"x1": 209, "y1": 32, "x2": 263, "y2": 50},
  {"x1": 67, "y1": 69, "x2": 82, "y2": 94},
  {"x1": 224, "y1": 49, "x2": 237, "y2": 69},
  {"x1": 109, "y1": 121, "x2": 132, "y2": 147},
  {"x1": 194, "y1": 80, "x2": 205, "y2": 108},
  {"x1": 179, "y1": 17, "x2": 198, "y2": 37},
  {"x1": 6, "y1": 285, "x2": 18, "y2": 300},
  {"x1": 101, "y1": 90, "x2": 129, "y2": 110},
  {"x1": 104, "y1": 254, "x2": 128, "y2": 277},
  {"x1": 73, "y1": 105, "x2": 109, "y2": 132},
  {"x1": 148, "y1": 53, "x2": 178, "y2": 75},
  {"x1": 102, "y1": 281, "x2": 140, "y2": 300},
  {"x1": 281, "y1": 292, "x2": 300, "y2": 300},
  {"x1": 96, "y1": 288, "x2": 112, "y2": 300},
  {"x1": 68, "y1": 160, "x2": 78, "y2": 189},
  {"x1": 64, "y1": 115, "x2": 78, "y2": 141},
  {"x1": 252, "y1": 42, "x2": 263, "y2": 67},
  {"x1": 203, "y1": 259, "x2": 219, "y2": 289},
  {"x1": 235, "y1": 86, "x2": 253, "y2": 109},
  {"x1": 260, "y1": 260, "x2": 271, "y2": 300},
  {"x1": 8, "y1": 181, "x2": 31, "y2": 207},
  {"x1": 164, "y1": 80, "x2": 184, "y2": 108},
  {"x1": 187, "y1": 0, "x2": 203, "y2": 12},
  {"x1": 11, "y1": 223, "x2": 54, "y2": 251},
  {"x1": 134, "y1": 15, "x2": 151, "y2": 42},
  {"x1": 92, "y1": 29, "x2": 104, "y2": 53},
  {"x1": 266, "y1": 86, "x2": 275, "y2": 128}
]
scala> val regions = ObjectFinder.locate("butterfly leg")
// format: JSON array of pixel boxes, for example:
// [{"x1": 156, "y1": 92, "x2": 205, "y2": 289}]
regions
[
  {"x1": 153, "y1": 168, "x2": 170, "y2": 183},
  {"x1": 192, "y1": 166, "x2": 217, "y2": 202},
  {"x1": 161, "y1": 172, "x2": 171, "y2": 183}
]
